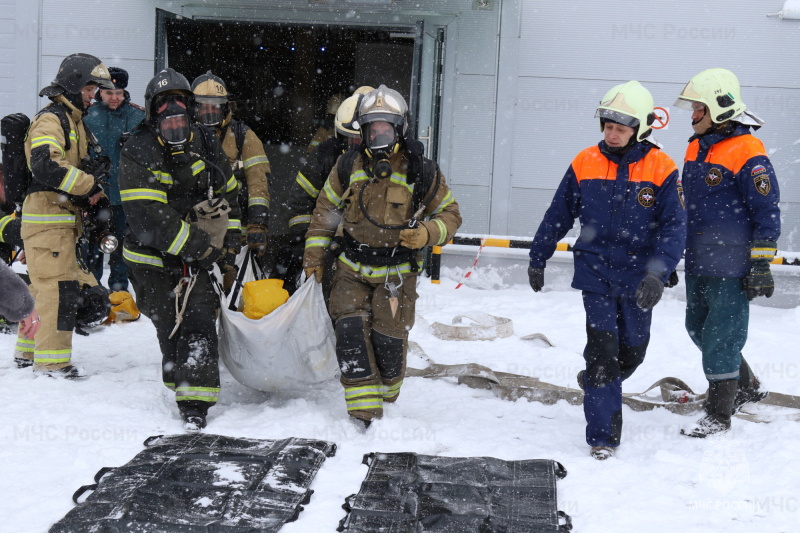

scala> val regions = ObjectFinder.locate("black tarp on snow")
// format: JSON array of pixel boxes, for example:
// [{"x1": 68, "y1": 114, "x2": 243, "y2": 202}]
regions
[
  {"x1": 49, "y1": 434, "x2": 337, "y2": 533},
  {"x1": 337, "y1": 452, "x2": 571, "y2": 533}
]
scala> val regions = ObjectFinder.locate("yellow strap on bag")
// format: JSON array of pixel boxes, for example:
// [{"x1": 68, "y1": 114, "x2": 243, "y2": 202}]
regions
[
  {"x1": 242, "y1": 279, "x2": 289, "y2": 320},
  {"x1": 106, "y1": 291, "x2": 141, "y2": 323}
]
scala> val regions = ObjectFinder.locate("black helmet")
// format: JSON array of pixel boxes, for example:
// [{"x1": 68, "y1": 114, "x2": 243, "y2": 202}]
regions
[
  {"x1": 39, "y1": 53, "x2": 114, "y2": 97},
  {"x1": 107, "y1": 66, "x2": 129, "y2": 89},
  {"x1": 144, "y1": 68, "x2": 193, "y2": 122}
]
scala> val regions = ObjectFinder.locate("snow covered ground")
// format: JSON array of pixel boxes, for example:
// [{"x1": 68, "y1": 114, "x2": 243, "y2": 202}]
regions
[{"x1": 2, "y1": 265, "x2": 799, "y2": 533}]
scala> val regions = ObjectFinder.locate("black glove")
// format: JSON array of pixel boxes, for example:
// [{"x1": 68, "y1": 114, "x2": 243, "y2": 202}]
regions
[
  {"x1": 635, "y1": 272, "x2": 664, "y2": 310},
  {"x1": 665, "y1": 270, "x2": 679, "y2": 288},
  {"x1": 742, "y1": 261, "x2": 774, "y2": 300},
  {"x1": 528, "y1": 267, "x2": 545, "y2": 292},
  {"x1": 82, "y1": 155, "x2": 111, "y2": 182},
  {"x1": 195, "y1": 245, "x2": 224, "y2": 270}
]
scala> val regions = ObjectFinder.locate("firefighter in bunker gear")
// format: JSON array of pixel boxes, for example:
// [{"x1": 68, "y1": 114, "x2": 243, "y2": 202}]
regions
[
  {"x1": 191, "y1": 72, "x2": 270, "y2": 265},
  {"x1": 674, "y1": 68, "x2": 779, "y2": 438},
  {"x1": 528, "y1": 81, "x2": 686, "y2": 459},
  {"x1": 284, "y1": 86, "x2": 373, "y2": 296},
  {"x1": 303, "y1": 85, "x2": 462, "y2": 426},
  {"x1": 14, "y1": 53, "x2": 114, "y2": 378},
  {"x1": 120, "y1": 68, "x2": 241, "y2": 430}
]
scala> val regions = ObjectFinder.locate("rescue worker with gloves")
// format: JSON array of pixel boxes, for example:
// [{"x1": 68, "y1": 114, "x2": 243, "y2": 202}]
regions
[
  {"x1": 14, "y1": 53, "x2": 114, "y2": 377},
  {"x1": 119, "y1": 68, "x2": 242, "y2": 431},
  {"x1": 528, "y1": 81, "x2": 686, "y2": 460},
  {"x1": 303, "y1": 85, "x2": 461, "y2": 428},
  {"x1": 285, "y1": 86, "x2": 372, "y2": 297},
  {"x1": 674, "y1": 68, "x2": 779, "y2": 438},
  {"x1": 191, "y1": 71, "x2": 271, "y2": 272}
]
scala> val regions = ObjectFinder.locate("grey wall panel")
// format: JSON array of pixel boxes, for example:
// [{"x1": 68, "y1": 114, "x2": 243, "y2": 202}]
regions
[
  {"x1": 449, "y1": 183, "x2": 490, "y2": 235},
  {"x1": 519, "y1": 1, "x2": 800, "y2": 88},
  {"x1": 447, "y1": 73, "x2": 496, "y2": 187},
  {"x1": 506, "y1": 187, "x2": 564, "y2": 238},
  {"x1": 454, "y1": 8, "x2": 498, "y2": 75},
  {"x1": 779, "y1": 203, "x2": 800, "y2": 252}
]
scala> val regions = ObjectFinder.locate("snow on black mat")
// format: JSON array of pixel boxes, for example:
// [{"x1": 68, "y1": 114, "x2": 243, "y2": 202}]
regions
[
  {"x1": 49, "y1": 434, "x2": 337, "y2": 533},
  {"x1": 337, "y1": 452, "x2": 572, "y2": 533}
]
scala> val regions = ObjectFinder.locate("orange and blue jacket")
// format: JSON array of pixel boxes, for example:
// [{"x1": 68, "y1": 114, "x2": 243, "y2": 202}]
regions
[
  {"x1": 682, "y1": 124, "x2": 780, "y2": 278},
  {"x1": 530, "y1": 141, "x2": 686, "y2": 296}
]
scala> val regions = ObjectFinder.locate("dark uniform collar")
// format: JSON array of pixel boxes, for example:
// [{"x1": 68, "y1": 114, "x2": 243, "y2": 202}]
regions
[
  {"x1": 693, "y1": 122, "x2": 752, "y2": 150},
  {"x1": 598, "y1": 140, "x2": 653, "y2": 165}
]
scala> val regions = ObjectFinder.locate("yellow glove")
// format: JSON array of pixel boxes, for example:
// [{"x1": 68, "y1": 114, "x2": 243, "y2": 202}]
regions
[
  {"x1": 304, "y1": 265, "x2": 324, "y2": 283},
  {"x1": 399, "y1": 225, "x2": 429, "y2": 249}
]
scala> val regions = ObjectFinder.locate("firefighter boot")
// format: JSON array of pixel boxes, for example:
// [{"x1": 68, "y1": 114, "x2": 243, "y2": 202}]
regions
[
  {"x1": 733, "y1": 356, "x2": 768, "y2": 413},
  {"x1": 681, "y1": 379, "x2": 737, "y2": 438}
]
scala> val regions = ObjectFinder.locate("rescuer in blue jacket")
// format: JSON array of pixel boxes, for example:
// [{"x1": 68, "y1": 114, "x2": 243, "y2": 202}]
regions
[
  {"x1": 529, "y1": 81, "x2": 687, "y2": 460},
  {"x1": 674, "y1": 68, "x2": 780, "y2": 438}
]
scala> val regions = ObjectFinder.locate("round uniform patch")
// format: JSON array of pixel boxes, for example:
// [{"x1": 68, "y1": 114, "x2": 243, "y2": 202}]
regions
[
  {"x1": 638, "y1": 187, "x2": 655, "y2": 207},
  {"x1": 705, "y1": 168, "x2": 723, "y2": 187}
]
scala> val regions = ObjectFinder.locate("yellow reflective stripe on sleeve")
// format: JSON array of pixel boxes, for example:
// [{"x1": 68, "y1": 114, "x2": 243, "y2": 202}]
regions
[
  {"x1": 191, "y1": 160, "x2": 206, "y2": 176},
  {"x1": 350, "y1": 170, "x2": 369, "y2": 184},
  {"x1": 323, "y1": 180, "x2": 343, "y2": 208},
  {"x1": 69, "y1": 130, "x2": 78, "y2": 144},
  {"x1": 289, "y1": 214, "x2": 312, "y2": 227},
  {"x1": 58, "y1": 166, "x2": 80, "y2": 193},
  {"x1": 248, "y1": 197, "x2": 269, "y2": 208},
  {"x1": 122, "y1": 247, "x2": 164, "y2": 268},
  {"x1": 751, "y1": 247, "x2": 777, "y2": 260},
  {"x1": 296, "y1": 172, "x2": 320, "y2": 198},
  {"x1": 224, "y1": 175, "x2": 238, "y2": 193},
  {"x1": 433, "y1": 219, "x2": 448, "y2": 245},
  {"x1": 228, "y1": 219, "x2": 242, "y2": 231},
  {"x1": 21, "y1": 213, "x2": 76, "y2": 224},
  {"x1": 389, "y1": 172, "x2": 412, "y2": 193},
  {"x1": 243, "y1": 155, "x2": 269, "y2": 169},
  {"x1": 0, "y1": 215, "x2": 14, "y2": 242},
  {"x1": 30, "y1": 136, "x2": 65, "y2": 157},
  {"x1": 167, "y1": 221, "x2": 190, "y2": 255},
  {"x1": 120, "y1": 188, "x2": 168, "y2": 203},
  {"x1": 34, "y1": 348, "x2": 71, "y2": 364},
  {"x1": 148, "y1": 168, "x2": 173, "y2": 185},
  {"x1": 15, "y1": 338, "x2": 35, "y2": 353},
  {"x1": 305, "y1": 236, "x2": 331, "y2": 249},
  {"x1": 432, "y1": 190, "x2": 454, "y2": 215}
]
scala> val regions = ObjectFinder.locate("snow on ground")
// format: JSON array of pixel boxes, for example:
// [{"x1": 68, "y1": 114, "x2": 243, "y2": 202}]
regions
[{"x1": 2, "y1": 266, "x2": 800, "y2": 532}]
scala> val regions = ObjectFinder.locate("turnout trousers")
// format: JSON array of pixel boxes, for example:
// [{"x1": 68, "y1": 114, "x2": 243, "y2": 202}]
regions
[
  {"x1": 129, "y1": 267, "x2": 221, "y2": 413},
  {"x1": 580, "y1": 290, "x2": 652, "y2": 447},
  {"x1": 684, "y1": 275, "x2": 749, "y2": 382},
  {"x1": 17, "y1": 192, "x2": 97, "y2": 371},
  {"x1": 328, "y1": 265, "x2": 419, "y2": 422}
]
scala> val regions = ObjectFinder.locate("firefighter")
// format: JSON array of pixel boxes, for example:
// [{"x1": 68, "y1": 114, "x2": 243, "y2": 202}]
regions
[
  {"x1": 14, "y1": 53, "x2": 114, "y2": 377},
  {"x1": 528, "y1": 81, "x2": 686, "y2": 460},
  {"x1": 119, "y1": 68, "x2": 241, "y2": 431},
  {"x1": 191, "y1": 71, "x2": 270, "y2": 281},
  {"x1": 674, "y1": 69, "x2": 779, "y2": 438},
  {"x1": 303, "y1": 85, "x2": 462, "y2": 428},
  {"x1": 284, "y1": 86, "x2": 373, "y2": 296},
  {"x1": 307, "y1": 93, "x2": 346, "y2": 152}
]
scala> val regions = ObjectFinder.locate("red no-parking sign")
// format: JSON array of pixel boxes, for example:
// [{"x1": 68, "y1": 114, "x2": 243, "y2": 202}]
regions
[{"x1": 652, "y1": 107, "x2": 670, "y2": 130}]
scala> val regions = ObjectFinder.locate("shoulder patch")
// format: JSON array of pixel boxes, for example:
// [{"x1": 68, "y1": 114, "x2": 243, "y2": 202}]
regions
[
  {"x1": 751, "y1": 164, "x2": 767, "y2": 177},
  {"x1": 754, "y1": 175, "x2": 771, "y2": 196},
  {"x1": 129, "y1": 102, "x2": 145, "y2": 112},
  {"x1": 637, "y1": 187, "x2": 655, "y2": 208}
]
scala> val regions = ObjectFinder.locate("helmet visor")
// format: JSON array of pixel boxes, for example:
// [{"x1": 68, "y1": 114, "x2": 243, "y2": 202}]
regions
[
  {"x1": 158, "y1": 114, "x2": 190, "y2": 145},
  {"x1": 364, "y1": 121, "x2": 396, "y2": 151},
  {"x1": 595, "y1": 108, "x2": 639, "y2": 129},
  {"x1": 674, "y1": 98, "x2": 698, "y2": 111},
  {"x1": 197, "y1": 102, "x2": 225, "y2": 126}
]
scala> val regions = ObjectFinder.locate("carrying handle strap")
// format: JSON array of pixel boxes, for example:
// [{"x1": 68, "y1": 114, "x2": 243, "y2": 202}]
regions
[
  {"x1": 93, "y1": 467, "x2": 114, "y2": 484},
  {"x1": 72, "y1": 484, "x2": 97, "y2": 504},
  {"x1": 228, "y1": 248, "x2": 253, "y2": 311},
  {"x1": 558, "y1": 510, "x2": 573, "y2": 531}
]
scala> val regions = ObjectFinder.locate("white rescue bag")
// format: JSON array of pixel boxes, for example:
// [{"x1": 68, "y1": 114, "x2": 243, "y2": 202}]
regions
[{"x1": 217, "y1": 254, "x2": 338, "y2": 392}]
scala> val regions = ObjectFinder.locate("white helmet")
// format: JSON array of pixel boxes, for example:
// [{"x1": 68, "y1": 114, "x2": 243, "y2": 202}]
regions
[
  {"x1": 358, "y1": 84, "x2": 408, "y2": 153},
  {"x1": 595, "y1": 81, "x2": 655, "y2": 142},
  {"x1": 674, "y1": 68, "x2": 746, "y2": 124}
]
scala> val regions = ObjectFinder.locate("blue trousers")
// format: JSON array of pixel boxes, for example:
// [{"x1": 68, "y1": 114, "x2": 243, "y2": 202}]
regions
[
  {"x1": 581, "y1": 291, "x2": 651, "y2": 447},
  {"x1": 684, "y1": 275, "x2": 748, "y2": 382}
]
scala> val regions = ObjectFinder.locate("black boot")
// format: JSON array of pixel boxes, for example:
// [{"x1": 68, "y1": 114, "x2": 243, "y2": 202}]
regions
[
  {"x1": 733, "y1": 356, "x2": 768, "y2": 413},
  {"x1": 681, "y1": 379, "x2": 737, "y2": 438},
  {"x1": 179, "y1": 404, "x2": 208, "y2": 432}
]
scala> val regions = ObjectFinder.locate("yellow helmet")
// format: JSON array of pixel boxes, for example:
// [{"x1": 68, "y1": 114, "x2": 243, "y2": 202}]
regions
[
  {"x1": 353, "y1": 85, "x2": 374, "y2": 96},
  {"x1": 674, "y1": 68, "x2": 746, "y2": 123},
  {"x1": 191, "y1": 71, "x2": 229, "y2": 126},
  {"x1": 595, "y1": 80, "x2": 655, "y2": 142},
  {"x1": 334, "y1": 95, "x2": 362, "y2": 138}
]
